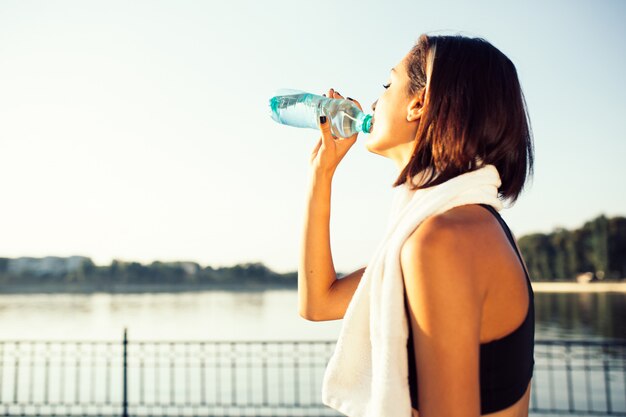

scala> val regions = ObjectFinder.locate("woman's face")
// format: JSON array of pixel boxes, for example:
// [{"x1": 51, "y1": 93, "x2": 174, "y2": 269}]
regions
[{"x1": 365, "y1": 52, "x2": 425, "y2": 170}]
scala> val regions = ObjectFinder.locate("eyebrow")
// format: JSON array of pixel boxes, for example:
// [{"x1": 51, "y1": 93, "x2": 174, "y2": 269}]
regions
[{"x1": 391, "y1": 68, "x2": 396, "y2": 72}]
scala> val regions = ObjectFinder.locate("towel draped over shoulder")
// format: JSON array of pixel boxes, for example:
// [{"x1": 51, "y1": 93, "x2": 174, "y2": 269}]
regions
[{"x1": 321, "y1": 163, "x2": 504, "y2": 417}]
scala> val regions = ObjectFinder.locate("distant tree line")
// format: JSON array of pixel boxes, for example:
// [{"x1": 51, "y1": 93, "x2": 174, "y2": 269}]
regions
[
  {"x1": 0, "y1": 214, "x2": 623, "y2": 290},
  {"x1": 517, "y1": 214, "x2": 625, "y2": 281},
  {"x1": 0, "y1": 259, "x2": 297, "y2": 289}
]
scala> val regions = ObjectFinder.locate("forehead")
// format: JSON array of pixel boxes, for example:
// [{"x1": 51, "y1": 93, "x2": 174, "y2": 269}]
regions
[{"x1": 392, "y1": 53, "x2": 409, "y2": 73}]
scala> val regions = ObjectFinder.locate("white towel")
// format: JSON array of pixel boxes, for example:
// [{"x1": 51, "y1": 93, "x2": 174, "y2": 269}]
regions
[{"x1": 321, "y1": 163, "x2": 504, "y2": 417}]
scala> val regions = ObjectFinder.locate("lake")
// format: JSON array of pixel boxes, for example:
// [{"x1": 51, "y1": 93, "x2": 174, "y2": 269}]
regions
[
  {"x1": 0, "y1": 286, "x2": 624, "y2": 416},
  {"x1": 0, "y1": 286, "x2": 624, "y2": 342}
]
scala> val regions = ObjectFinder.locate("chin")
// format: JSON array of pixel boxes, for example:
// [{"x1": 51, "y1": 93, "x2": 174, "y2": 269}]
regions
[
  {"x1": 364, "y1": 132, "x2": 391, "y2": 157},
  {"x1": 364, "y1": 135, "x2": 381, "y2": 155}
]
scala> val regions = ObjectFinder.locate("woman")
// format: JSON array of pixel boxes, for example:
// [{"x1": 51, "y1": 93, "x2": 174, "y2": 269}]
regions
[{"x1": 299, "y1": 34, "x2": 535, "y2": 417}]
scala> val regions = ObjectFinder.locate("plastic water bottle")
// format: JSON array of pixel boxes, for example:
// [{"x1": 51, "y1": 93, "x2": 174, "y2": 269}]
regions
[{"x1": 268, "y1": 88, "x2": 373, "y2": 139}]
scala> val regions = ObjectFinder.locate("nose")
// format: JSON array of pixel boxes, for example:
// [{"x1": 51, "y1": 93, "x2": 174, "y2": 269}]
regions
[{"x1": 371, "y1": 99, "x2": 377, "y2": 112}]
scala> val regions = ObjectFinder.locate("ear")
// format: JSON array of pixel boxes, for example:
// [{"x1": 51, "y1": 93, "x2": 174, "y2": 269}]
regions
[{"x1": 407, "y1": 89, "x2": 426, "y2": 122}]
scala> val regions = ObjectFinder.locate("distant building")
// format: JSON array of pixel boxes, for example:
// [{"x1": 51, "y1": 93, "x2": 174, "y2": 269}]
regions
[
  {"x1": 575, "y1": 271, "x2": 604, "y2": 283},
  {"x1": 7, "y1": 256, "x2": 92, "y2": 276},
  {"x1": 179, "y1": 262, "x2": 200, "y2": 276},
  {"x1": 576, "y1": 272, "x2": 594, "y2": 283},
  {"x1": 159, "y1": 261, "x2": 200, "y2": 276}
]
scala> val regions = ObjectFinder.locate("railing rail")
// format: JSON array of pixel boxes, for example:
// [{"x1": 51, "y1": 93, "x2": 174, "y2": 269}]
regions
[{"x1": 0, "y1": 330, "x2": 624, "y2": 416}]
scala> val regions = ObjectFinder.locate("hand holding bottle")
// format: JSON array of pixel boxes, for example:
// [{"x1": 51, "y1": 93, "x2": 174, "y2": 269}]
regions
[
  {"x1": 269, "y1": 87, "x2": 371, "y2": 138},
  {"x1": 309, "y1": 88, "x2": 363, "y2": 178}
]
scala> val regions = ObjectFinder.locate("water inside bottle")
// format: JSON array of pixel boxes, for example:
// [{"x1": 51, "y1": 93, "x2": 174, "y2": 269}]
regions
[
  {"x1": 269, "y1": 92, "x2": 318, "y2": 129},
  {"x1": 269, "y1": 89, "x2": 371, "y2": 137}
]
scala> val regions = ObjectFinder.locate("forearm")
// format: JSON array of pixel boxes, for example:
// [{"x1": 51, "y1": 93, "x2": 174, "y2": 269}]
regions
[{"x1": 298, "y1": 172, "x2": 337, "y2": 319}]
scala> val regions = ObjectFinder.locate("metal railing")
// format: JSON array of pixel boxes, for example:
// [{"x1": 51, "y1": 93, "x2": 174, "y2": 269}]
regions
[
  {"x1": 0, "y1": 330, "x2": 624, "y2": 416},
  {"x1": 530, "y1": 339, "x2": 625, "y2": 416}
]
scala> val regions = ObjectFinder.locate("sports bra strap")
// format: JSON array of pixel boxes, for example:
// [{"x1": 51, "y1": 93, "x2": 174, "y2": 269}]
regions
[{"x1": 478, "y1": 204, "x2": 533, "y2": 291}]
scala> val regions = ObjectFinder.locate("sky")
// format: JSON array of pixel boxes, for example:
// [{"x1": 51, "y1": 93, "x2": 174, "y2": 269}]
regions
[{"x1": 0, "y1": 0, "x2": 624, "y2": 274}]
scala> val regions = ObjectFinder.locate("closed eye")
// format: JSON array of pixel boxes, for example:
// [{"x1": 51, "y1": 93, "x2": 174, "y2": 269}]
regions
[{"x1": 382, "y1": 83, "x2": 391, "y2": 89}]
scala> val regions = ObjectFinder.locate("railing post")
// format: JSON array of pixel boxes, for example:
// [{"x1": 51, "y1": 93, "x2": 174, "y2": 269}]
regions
[{"x1": 122, "y1": 327, "x2": 128, "y2": 417}]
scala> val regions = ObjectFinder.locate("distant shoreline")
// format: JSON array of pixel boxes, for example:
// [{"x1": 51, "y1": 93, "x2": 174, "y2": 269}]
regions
[
  {"x1": 0, "y1": 281, "x2": 625, "y2": 294},
  {"x1": 0, "y1": 282, "x2": 296, "y2": 294},
  {"x1": 532, "y1": 282, "x2": 626, "y2": 293}
]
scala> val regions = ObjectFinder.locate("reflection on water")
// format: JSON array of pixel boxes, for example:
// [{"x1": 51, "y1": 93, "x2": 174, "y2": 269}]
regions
[
  {"x1": 0, "y1": 290, "x2": 343, "y2": 341},
  {"x1": 535, "y1": 291, "x2": 625, "y2": 341},
  {"x1": 0, "y1": 290, "x2": 623, "y2": 341}
]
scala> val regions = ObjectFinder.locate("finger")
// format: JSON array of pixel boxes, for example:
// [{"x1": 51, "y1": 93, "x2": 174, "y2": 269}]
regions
[
  {"x1": 334, "y1": 91, "x2": 363, "y2": 139},
  {"x1": 346, "y1": 97, "x2": 363, "y2": 111},
  {"x1": 318, "y1": 114, "x2": 335, "y2": 146},
  {"x1": 333, "y1": 131, "x2": 358, "y2": 157},
  {"x1": 337, "y1": 131, "x2": 358, "y2": 146},
  {"x1": 332, "y1": 89, "x2": 363, "y2": 112}
]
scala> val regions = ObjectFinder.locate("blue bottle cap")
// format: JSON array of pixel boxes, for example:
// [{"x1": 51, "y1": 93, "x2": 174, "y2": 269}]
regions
[{"x1": 361, "y1": 114, "x2": 373, "y2": 133}]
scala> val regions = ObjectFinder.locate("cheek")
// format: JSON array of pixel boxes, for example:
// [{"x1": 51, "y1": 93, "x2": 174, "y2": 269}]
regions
[
  {"x1": 371, "y1": 102, "x2": 400, "y2": 138},
  {"x1": 364, "y1": 100, "x2": 413, "y2": 154},
  {"x1": 365, "y1": 115, "x2": 396, "y2": 152}
]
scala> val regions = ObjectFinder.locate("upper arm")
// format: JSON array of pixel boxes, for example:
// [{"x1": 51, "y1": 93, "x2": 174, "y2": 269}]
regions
[
  {"x1": 305, "y1": 266, "x2": 366, "y2": 322},
  {"x1": 400, "y1": 216, "x2": 483, "y2": 417}
]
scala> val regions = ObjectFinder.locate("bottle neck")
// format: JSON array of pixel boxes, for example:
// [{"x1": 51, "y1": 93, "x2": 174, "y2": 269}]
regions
[{"x1": 357, "y1": 112, "x2": 373, "y2": 134}]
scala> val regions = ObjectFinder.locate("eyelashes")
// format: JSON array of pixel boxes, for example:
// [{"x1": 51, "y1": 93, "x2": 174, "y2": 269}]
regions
[{"x1": 382, "y1": 83, "x2": 391, "y2": 89}]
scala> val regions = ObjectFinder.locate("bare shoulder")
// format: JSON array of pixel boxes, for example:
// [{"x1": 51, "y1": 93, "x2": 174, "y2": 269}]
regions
[
  {"x1": 399, "y1": 204, "x2": 495, "y2": 297},
  {"x1": 400, "y1": 204, "x2": 493, "y2": 260},
  {"x1": 400, "y1": 205, "x2": 487, "y2": 415}
]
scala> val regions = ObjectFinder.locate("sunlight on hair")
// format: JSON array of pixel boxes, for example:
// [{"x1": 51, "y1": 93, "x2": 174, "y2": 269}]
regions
[{"x1": 424, "y1": 41, "x2": 437, "y2": 100}]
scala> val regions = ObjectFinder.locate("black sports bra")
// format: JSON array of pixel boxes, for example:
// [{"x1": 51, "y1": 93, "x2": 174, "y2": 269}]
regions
[{"x1": 404, "y1": 203, "x2": 535, "y2": 414}]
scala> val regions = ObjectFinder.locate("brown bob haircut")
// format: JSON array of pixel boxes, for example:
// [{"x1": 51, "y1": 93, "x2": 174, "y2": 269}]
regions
[{"x1": 394, "y1": 34, "x2": 535, "y2": 207}]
